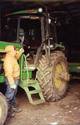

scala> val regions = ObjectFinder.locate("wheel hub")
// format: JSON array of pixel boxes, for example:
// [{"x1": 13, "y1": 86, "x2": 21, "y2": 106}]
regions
[{"x1": 54, "y1": 63, "x2": 66, "y2": 91}]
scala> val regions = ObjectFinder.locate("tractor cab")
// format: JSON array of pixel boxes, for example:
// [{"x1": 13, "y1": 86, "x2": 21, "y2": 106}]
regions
[
  {"x1": 1, "y1": 8, "x2": 63, "y2": 56},
  {"x1": 1, "y1": 9, "x2": 45, "y2": 53}
]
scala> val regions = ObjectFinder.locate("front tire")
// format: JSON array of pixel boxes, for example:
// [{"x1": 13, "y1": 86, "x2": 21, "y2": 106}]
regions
[
  {"x1": 36, "y1": 51, "x2": 70, "y2": 101},
  {"x1": 0, "y1": 92, "x2": 8, "y2": 125}
]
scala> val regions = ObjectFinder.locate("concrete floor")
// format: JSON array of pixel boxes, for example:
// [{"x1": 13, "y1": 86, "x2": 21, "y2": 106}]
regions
[{"x1": 5, "y1": 79, "x2": 80, "y2": 125}]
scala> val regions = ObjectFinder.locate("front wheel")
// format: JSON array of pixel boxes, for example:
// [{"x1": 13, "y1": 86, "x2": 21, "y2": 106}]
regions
[
  {"x1": 36, "y1": 51, "x2": 70, "y2": 101},
  {"x1": 0, "y1": 92, "x2": 8, "y2": 125}
]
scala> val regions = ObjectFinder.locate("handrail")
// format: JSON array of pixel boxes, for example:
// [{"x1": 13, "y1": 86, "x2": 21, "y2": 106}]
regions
[{"x1": 20, "y1": 54, "x2": 29, "y2": 81}]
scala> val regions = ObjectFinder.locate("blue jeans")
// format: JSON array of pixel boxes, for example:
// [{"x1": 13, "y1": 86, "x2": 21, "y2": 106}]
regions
[{"x1": 5, "y1": 78, "x2": 19, "y2": 106}]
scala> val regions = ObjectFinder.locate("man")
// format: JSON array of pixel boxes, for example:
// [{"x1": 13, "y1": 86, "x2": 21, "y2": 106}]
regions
[
  {"x1": 3, "y1": 45, "x2": 24, "y2": 116},
  {"x1": 18, "y1": 28, "x2": 25, "y2": 45},
  {"x1": 18, "y1": 28, "x2": 30, "y2": 54}
]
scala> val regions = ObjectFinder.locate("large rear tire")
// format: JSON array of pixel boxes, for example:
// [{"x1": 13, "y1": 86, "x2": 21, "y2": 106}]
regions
[
  {"x1": 0, "y1": 92, "x2": 8, "y2": 125},
  {"x1": 36, "y1": 51, "x2": 70, "y2": 101}
]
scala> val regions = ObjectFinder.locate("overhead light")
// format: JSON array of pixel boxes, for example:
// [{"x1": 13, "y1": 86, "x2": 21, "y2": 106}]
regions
[
  {"x1": 48, "y1": 18, "x2": 51, "y2": 24},
  {"x1": 38, "y1": 8, "x2": 43, "y2": 13}
]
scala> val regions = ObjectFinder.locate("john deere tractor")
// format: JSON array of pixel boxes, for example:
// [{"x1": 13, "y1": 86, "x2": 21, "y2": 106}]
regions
[{"x1": 0, "y1": 8, "x2": 69, "y2": 124}]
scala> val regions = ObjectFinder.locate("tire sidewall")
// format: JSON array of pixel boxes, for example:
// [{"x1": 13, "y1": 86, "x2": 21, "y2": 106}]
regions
[{"x1": 0, "y1": 93, "x2": 8, "y2": 125}]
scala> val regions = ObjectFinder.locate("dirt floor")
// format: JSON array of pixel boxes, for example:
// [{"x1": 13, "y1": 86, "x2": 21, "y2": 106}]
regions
[{"x1": 5, "y1": 79, "x2": 80, "y2": 125}]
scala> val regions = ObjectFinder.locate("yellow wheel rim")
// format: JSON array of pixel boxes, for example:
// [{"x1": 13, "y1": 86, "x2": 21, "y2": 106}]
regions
[{"x1": 54, "y1": 63, "x2": 66, "y2": 91}]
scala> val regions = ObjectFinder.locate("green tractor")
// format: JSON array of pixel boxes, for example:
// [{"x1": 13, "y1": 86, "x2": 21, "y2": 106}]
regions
[{"x1": 0, "y1": 8, "x2": 70, "y2": 124}]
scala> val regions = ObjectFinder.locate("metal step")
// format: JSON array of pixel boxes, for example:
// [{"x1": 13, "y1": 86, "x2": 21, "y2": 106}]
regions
[
  {"x1": 31, "y1": 99, "x2": 45, "y2": 105},
  {"x1": 29, "y1": 90, "x2": 41, "y2": 94}
]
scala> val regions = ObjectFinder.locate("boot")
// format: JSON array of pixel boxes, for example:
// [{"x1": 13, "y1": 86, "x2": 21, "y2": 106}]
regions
[
  {"x1": 11, "y1": 105, "x2": 22, "y2": 113},
  {"x1": 8, "y1": 106, "x2": 15, "y2": 118}
]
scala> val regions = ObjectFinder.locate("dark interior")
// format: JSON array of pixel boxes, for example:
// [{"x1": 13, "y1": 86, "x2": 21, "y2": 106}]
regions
[{"x1": 0, "y1": 1, "x2": 80, "y2": 63}]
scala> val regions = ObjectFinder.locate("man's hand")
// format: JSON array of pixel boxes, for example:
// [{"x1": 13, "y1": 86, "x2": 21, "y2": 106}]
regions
[
  {"x1": 19, "y1": 48, "x2": 24, "y2": 53},
  {"x1": 10, "y1": 84, "x2": 17, "y2": 89}
]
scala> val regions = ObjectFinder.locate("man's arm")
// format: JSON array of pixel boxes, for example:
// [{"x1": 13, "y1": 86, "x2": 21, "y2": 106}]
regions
[{"x1": 15, "y1": 48, "x2": 24, "y2": 60}]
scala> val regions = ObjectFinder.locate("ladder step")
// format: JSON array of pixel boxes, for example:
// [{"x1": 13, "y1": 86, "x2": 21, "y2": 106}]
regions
[
  {"x1": 31, "y1": 99, "x2": 45, "y2": 105},
  {"x1": 30, "y1": 90, "x2": 41, "y2": 94},
  {"x1": 21, "y1": 79, "x2": 45, "y2": 105}
]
